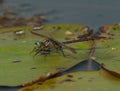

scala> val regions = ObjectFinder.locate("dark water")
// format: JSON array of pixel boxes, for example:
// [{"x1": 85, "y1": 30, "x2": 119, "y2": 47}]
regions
[
  {"x1": 0, "y1": 0, "x2": 120, "y2": 91},
  {"x1": 56, "y1": 59, "x2": 101, "y2": 77},
  {"x1": 0, "y1": 87, "x2": 20, "y2": 91},
  {"x1": 1, "y1": 0, "x2": 120, "y2": 29}
]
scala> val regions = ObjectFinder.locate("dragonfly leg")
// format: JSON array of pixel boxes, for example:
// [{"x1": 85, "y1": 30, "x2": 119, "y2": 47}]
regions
[
  {"x1": 59, "y1": 48, "x2": 66, "y2": 57},
  {"x1": 34, "y1": 49, "x2": 41, "y2": 56}
]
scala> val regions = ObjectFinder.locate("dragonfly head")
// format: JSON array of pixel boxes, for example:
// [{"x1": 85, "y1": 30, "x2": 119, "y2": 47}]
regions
[{"x1": 35, "y1": 41, "x2": 41, "y2": 47}]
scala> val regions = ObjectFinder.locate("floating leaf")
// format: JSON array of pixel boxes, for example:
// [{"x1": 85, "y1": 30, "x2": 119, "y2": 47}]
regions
[
  {"x1": 94, "y1": 24, "x2": 120, "y2": 72},
  {"x1": 0, "y1": 24, "x2": 120, "y2": 91},
  {"x1": 18, "y1": 24, "x2": 120, "y2": 91},
  {"x1": 18, "y1": 70, "x2": 120, "y2": 91},
  {"x1": 0, "y1": 24, "x2": 89, "y2": 87}
]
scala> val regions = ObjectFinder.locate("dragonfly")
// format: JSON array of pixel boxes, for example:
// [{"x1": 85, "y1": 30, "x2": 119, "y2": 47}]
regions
[
  {"x1": 31, "y1": 25, "x2": 113, "y2": 57},
  {"x1": 31, "y1": 30, "x2": 77, "y2": 56}
]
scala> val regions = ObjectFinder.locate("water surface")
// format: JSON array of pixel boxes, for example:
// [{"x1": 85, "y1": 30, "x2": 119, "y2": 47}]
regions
[{"x1": 1, "y1": 0, "x2": 120, "y2": 29}]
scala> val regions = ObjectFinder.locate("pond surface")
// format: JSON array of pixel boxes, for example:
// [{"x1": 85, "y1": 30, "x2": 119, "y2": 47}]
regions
[
  {"x1": 0, "y1": 0, "x2": 120, "y2": 91},
  {"x1": 0, "y1": 0, "x2": 120, "y2": 28}
]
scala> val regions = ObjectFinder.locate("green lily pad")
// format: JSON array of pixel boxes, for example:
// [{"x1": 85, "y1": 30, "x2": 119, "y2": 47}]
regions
[
  {"x1": 18, "y1": 24, "x2": 120, "y2": 91},
  {"x1": 18, "y1": 70, "x2": 120, "y2": 91},
  {"x1": 0, "y1": 24, "x2": 90, "y2": 86},
  {"x1": 94, "y1": 24, "x2": 120, "y2": 72},
  {"x1": 1, "y1": 24, "x2": 120, "y2": 91}
]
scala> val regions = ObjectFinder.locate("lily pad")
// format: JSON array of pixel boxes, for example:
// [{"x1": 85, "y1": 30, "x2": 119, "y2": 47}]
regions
[
  {"x1": 18, "y1": 70, "x2": 120, "y2": 91},
  {"x1": 0, "y1": 24, "x2": 90, "y2": 86},
  {"x1": 94, "y1": 24, "x2": 120, "y2": 72},
  {"x1": 1, "y1": 24, "x2": 120, "y2": 91},
  {"x1": 18, "y1": 24, "x2": 120, "y2": 91}
]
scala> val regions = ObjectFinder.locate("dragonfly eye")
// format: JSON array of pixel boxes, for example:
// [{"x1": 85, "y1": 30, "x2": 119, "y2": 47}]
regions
[{"x1": 35, "y1": 41, "x2": 41, "y2": 47}]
